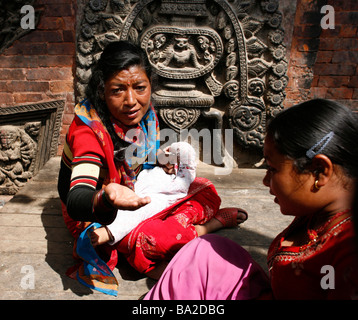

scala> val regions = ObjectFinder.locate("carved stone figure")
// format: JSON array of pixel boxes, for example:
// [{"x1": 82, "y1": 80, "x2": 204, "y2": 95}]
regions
[
  {"x1": 158, "y1": 35, "x2": 201, "y2": 69},
  {"x1": 75, "y1": 0, "x2": 288, "y2": 159},
  {"x1": 0, "y1": 125, "x2": 37, "y2": 194}
]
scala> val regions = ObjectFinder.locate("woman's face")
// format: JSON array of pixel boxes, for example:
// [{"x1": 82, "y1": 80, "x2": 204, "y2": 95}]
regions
[
  {"x1": 262, "y1": 135, "x2": 317, "y2": 216},
  {"x1": 104, "y1": 65, "x2": 151, "y2": 126}
]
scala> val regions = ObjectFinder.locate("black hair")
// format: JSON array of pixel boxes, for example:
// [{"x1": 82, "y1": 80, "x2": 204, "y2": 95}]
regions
[
  {"x1": 266, "y1": 98, "x2": 358, "y2": 179},
  {"x1": 354, "y1": 179, "x2": 358, "y2": 250},
  {"x1": 85, "y1": 41, "x2": 153, "y2": 153}
]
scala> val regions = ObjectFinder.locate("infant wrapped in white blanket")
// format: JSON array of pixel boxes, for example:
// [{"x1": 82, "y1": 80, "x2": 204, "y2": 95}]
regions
[{"x1": 106, "y1": 141, "x2": 196, "y2": 245}]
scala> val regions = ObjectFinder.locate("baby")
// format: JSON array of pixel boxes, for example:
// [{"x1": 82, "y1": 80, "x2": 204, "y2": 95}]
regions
[{"x1": 92, "y1": 141, "x2": 196, "y2": 246}]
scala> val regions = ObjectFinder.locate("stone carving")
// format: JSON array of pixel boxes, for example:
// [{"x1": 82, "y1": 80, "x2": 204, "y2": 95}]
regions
[
  {"x1": 0, "y1": 124, "x2": 38, "y2": 194},
  {"x1": 159, "y1": 108, "x2": 201, "y2": 131},
  {"x1": 76, "y1": 0, "x2": 287, "y2": 150},
  {"x1": 0, "y1": 1, "x2": 42, "y2": 54},
  {"x1": 0, "y1": 100, "x2": 65, "y2": 158},
  {"x1": 0, "y1": 100, "x2": 65, "y2": 195},
  {"x1": 141, "y1": 27, "x2": 223, "y2": 78}
]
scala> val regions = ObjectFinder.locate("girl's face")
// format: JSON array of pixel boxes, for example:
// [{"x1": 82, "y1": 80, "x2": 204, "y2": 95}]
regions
[
  {"x1": 262, "y1": 135, "x2": 317, "y2": 217},
  {"x1": 104, "y1": 65, "x2": 151, "y2": 126}
]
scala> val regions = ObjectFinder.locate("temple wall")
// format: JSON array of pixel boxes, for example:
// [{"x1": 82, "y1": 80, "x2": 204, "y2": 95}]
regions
[{"x1": 0, "y1": 0, "x2": 356, "y2": 178}]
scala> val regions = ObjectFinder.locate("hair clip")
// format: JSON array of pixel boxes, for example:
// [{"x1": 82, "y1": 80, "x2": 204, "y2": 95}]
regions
[{"x1": 306, "y1": 131, "x2": 334, "y2": 159}]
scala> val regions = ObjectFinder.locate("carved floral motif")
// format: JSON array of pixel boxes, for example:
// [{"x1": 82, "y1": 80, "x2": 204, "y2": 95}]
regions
[{"x1": 160, "y1": 108, "x2": 201, "y2": 131}]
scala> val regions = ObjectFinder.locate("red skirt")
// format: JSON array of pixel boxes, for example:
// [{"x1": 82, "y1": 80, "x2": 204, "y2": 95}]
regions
[{"x1": 62, "y1": 177, "x2": 221, "y2": 275}]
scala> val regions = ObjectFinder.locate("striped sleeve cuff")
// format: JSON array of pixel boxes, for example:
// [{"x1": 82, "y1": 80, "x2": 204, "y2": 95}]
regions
[
  {"x1": 70, "y1": 162, "x2": 101, "y2": 190},
  {"x1": 71, "y1": 155, "x2": 103, "y2": 166}
]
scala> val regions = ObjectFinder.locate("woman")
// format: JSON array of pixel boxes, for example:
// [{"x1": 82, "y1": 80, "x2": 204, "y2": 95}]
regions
[
  {"x1": 58, "y1": 40, "x2": 247, "y2": 280},
  {"x1": 145, "y1": 99, "x2": 358, "y2": 299}
]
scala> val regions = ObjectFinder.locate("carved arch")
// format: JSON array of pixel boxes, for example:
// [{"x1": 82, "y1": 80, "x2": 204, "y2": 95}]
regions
[{"x1": 76, "y1": 0, "x2": 288, "y2": 150}]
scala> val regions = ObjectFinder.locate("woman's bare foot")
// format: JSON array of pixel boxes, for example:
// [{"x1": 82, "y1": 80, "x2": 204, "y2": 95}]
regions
[
  {"x1": 194, "y1": 208, "x2": 248, "y2": 237},
  {"x1": 194, "y1": 218, "x2": 222, "y2": 236},
  {"x1": 91, "y1": 226, "x2": 111, "y2": 246}
]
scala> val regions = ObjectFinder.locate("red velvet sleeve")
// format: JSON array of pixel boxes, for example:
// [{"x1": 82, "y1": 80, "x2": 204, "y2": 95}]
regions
[
  {"x1": 64, "y1": 116, "x2": 116, "y2": 223},
  {"x1": 67, "y1": 115, "x2": 105, "y2": 168}
]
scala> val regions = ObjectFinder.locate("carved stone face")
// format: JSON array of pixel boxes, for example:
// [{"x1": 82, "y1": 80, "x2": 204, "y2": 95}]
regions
[
  {"x1": 0, "y1": 127, "x2": 19, "y2": 149},
  {"x1": 154, "y1": 34, "x2": 166, "y2": 49},
  {"x1": 174, "y1": 37, "x2": 189, "y2": 50},
  {"x1": 104, "y1": 65, "x2": 152, "y2": 126}
]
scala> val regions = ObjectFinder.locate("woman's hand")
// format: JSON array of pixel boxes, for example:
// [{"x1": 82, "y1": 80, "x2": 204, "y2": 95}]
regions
[{"x1": 104, "y1": 183, "x2": 151, "y2": 210}]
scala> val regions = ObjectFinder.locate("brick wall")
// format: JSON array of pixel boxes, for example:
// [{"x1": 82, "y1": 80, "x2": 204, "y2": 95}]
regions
[
  {"x1": 285, "y1": 0, "x2": 358, "y2": 111},
  {"x1": 0, "y1": 0, "x2": 76, "y2": 155}
]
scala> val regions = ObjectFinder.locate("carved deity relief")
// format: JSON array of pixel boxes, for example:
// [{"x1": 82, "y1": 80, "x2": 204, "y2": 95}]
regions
[
  {"x1": 142, "y1": 28, "x2": 222, "y2": 77},
  {"x1": 76, "y1": 0, "x2": 288, "y2": 149},
  {"x1": 0, "y1": 124, "x2": 39, "y2": 194}
]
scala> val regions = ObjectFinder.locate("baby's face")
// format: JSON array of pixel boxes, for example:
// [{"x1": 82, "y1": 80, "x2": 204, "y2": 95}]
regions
[
  {"x1": 167, "y1": 142, "x2": 196, "y2": 168},
  {"x1": 164, "y1": 148, "x2": 178, "y2": 165},
  {"x1": 168, "y1": 146, "x2": 180, "y2": 165}
]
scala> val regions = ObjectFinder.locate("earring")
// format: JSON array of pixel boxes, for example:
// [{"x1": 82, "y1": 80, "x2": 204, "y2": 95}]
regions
[{"x1": 314, "y1": 180, "x2": 321, "y2": 190}]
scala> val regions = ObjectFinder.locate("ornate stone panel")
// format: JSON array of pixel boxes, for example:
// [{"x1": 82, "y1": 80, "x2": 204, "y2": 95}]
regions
[
  {"x1": 0, "y1": 125, "x2": 37, "y2": 194},
  {"x1": 0, "y1": 100, "x2": 64, "y2": 194},
  {"x1": 76, "y1": 0, "x2": 288, "y2": 150}
]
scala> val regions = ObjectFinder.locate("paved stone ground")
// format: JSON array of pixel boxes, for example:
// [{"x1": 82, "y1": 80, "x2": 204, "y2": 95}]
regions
[{"x1": 0, "y1": 157, "x2": 293, "y2": 300}]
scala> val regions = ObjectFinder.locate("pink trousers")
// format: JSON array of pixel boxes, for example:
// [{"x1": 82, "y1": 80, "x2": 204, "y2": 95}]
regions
[{"x1": 144, "y1": 234, "x2": 272, "y2": 300}]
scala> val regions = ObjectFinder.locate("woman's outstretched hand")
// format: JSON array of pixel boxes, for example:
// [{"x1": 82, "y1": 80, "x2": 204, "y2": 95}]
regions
[{"x1": 104, "y1": 183, "x2": 151, "y2": 210}]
